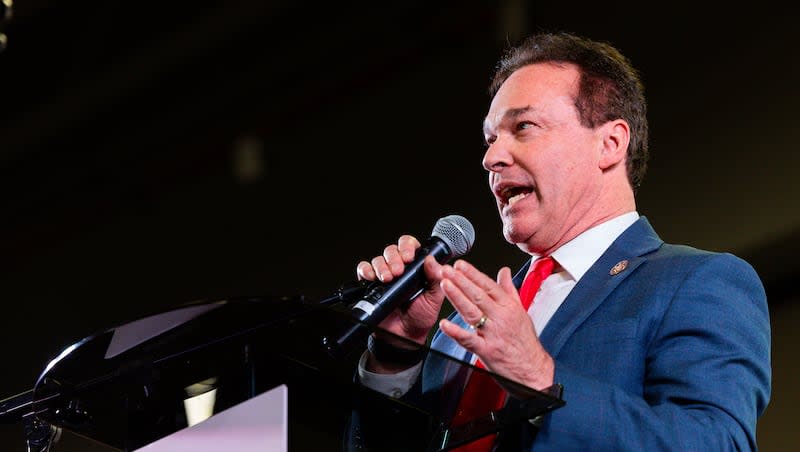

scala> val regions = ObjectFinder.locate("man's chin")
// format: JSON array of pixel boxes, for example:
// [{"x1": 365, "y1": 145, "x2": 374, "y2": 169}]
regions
[{"x1": 502, "y1": 223, "x2": 529, "y2": 246}]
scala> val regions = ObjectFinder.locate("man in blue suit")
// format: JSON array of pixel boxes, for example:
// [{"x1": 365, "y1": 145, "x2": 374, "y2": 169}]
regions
[{"x1": 355, "y1": 32, "x2": 771, "y2": 451}]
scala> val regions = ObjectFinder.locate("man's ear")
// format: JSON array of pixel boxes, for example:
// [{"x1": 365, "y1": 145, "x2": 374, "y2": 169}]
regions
[{"x1": 599, "y1": 119, "x2": 630, "y2": 170}]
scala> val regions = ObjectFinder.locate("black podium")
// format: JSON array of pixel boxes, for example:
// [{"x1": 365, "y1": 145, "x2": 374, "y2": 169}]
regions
[{"x1": 1, "y1": 295, "x2": 565, "y2": 451}]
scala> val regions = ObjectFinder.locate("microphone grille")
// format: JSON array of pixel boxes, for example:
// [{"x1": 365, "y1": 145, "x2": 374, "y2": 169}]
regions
[{"x1": 432, "y1": 215, "x2": 475, "y2": 258}]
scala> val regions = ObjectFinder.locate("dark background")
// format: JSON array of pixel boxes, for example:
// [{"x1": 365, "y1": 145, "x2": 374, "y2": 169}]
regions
[{"x1": 0, "y1": 1, "x2": 797, "y2": 450}]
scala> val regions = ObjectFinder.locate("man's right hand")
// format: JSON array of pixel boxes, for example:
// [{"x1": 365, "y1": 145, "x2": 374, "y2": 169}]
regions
[{"x1": 356, "y1": 234, "x2": 446, "y2": 346}]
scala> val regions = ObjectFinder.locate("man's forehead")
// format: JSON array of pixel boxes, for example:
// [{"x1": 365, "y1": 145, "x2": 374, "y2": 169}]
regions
[{"x1": 483, "y1": 106, "x2": 535, "y2": 133}]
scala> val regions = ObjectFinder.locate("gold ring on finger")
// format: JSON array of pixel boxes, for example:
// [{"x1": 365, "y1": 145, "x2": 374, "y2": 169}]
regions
[{"x1": 473, "y1": 314, "x2": 488, "y2": 329}]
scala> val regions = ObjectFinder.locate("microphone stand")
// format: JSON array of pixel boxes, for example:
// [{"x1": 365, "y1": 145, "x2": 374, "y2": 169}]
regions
[
  {"x1": 316, "y1": 280, "x2": 383, "y2": 359},
  {"x1": 316, "y1": 279, "x2": 377, "y2": 307},
  {"x1": 1, "y1": 389, "x2": 62, "y2": 452}
]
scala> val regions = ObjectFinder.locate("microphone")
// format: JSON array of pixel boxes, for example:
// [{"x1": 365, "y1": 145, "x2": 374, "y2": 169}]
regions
[{"x1": 323, "y1": 214, "x2": 475, "y2": 358}]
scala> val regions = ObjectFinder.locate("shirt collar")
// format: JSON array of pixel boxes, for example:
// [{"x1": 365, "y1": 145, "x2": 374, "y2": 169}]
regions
[{"x1": 533, "y1": 211, "x2": 640, "y2": 282}]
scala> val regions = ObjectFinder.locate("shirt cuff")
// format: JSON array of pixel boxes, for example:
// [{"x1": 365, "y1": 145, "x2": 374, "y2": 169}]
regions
[{"x1": 357, "y1": 350, "x2": 423, "y2": 399}]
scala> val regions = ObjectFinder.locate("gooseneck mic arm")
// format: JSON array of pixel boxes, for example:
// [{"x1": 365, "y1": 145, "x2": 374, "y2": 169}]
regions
[{"x1": 317, "y1": 280, "x2": 378, "y2": 307}]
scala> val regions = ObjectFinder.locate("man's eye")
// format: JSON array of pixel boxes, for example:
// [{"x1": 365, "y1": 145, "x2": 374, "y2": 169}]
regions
[
  {"x1": 515, "y1": 121, "x2": 534, "y2": 131},
  {"x1": 484, "y1": 136, "x2": 497, "y2": 146}
]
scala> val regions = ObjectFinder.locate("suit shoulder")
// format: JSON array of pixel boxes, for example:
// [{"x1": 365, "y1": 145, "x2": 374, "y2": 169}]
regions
[
  {"x1": 652, "y1": 242, "x2": 754, "y2": 267},
  {"x1": 648, "y1": 243, "x2": 765, "y2": 292}
]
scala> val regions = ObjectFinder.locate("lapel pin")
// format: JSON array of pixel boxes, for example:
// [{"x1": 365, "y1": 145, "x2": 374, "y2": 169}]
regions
[{"x1": 610, "y1": 260, "x2": 629, "y2": 276}]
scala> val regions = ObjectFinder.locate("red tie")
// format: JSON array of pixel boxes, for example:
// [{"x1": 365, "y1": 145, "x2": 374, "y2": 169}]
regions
[{"x1": 449, "y1": 256, "x2": 555, "y2": 452}]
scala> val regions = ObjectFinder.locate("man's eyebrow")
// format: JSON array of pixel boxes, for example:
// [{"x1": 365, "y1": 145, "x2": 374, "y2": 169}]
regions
[
  {"x1": 483, "y1": 106, "x2": 535, "y2": 135},
  {"x1": 507, "y1": 106, "x2": 535, "y2": 119}
]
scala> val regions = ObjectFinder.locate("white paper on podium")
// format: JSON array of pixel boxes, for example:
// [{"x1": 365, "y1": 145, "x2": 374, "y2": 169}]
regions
[{"x1": 134, "y1": 384, "x2": 288, "y2": 452}]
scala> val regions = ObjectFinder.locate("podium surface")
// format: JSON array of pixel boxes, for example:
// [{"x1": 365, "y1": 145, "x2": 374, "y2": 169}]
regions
[{"x1": 4, "y1": 295, "x2": 564, "y2": 451}]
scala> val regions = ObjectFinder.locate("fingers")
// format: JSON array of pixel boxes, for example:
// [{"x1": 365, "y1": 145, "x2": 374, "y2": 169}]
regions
[
  {"x1": 380, "y1": 246, "x2": 404, "y2": 280},
  {"x1": 441, "y1": 260, "x2": 512, "y2": 316},
  {"x1": 440, "y1": 276, "x2": 485, "y2": 327},
  {"x1": 356, "y1": 260, "x2": 377, "y2": 281},
  {"x1": 356, "y1": 234, "x2": 421, "y2": 283},
  {"x1": 397, "y1": 235, "x2": 420, "y2": 262},
  {"x1": 439, "y1": 317, "x2": 484, "y2": 349},
  {"x1": 496, "y1": 266, "x2": 515, "y2": 293},
  {"x1": 421, "y1": 254, "x2": 445, "y2": 298}
]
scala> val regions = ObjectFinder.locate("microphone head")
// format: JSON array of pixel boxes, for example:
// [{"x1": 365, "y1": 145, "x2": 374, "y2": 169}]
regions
[{"x1": 432, "y1": 215, "x2": 475, "y2": 258}]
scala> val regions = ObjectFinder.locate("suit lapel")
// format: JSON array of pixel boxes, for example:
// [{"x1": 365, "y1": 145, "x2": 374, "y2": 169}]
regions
[{"x1": 537, "y1": 217, "x2": 663, "y2": 357}]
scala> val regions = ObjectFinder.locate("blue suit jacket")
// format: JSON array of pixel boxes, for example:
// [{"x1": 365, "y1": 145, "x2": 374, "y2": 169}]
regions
[{"x1": 427, "y1": 216, "x2": 771, "y2": 451}]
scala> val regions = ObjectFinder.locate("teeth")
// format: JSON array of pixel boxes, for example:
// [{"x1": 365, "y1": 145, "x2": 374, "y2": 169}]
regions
[{"x1": 508, "y1": 192, "x2": 529, "y2": 205}]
